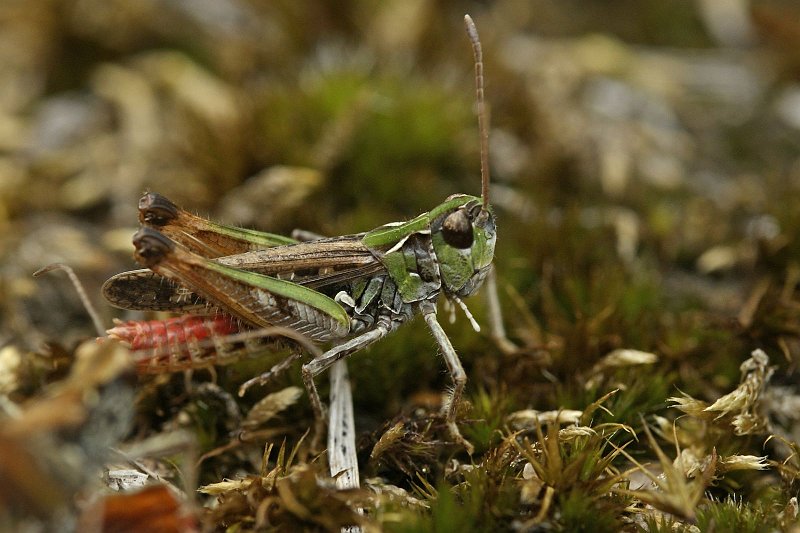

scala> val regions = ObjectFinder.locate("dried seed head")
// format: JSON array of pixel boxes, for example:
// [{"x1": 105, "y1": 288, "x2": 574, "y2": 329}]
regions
[
  {"x1": 669, "y1": 349, "x2": 774, "y2": 435},
  {"x1": 243, "y1": 386, "x2": 303, "y2": 429},
  {"x1": 718, "y1": 454, "x2": 768, "y2": 473},
  {"x1": 558, "y1": 426, "x2": 597, "y2": 441},
  {"x1": 507, "y1": 409, "x2": 583, "y2": 429}
]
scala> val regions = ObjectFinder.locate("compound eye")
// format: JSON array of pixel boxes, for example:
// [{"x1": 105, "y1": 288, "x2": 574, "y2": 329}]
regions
[{"x1": 442, "y1": 210, "x2": 473, "y2": 249}]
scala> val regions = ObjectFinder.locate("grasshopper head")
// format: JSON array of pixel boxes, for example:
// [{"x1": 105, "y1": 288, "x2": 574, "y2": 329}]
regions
[
  {"x1": 431, "y1": 15, "x2": 496, "y2": 299},
  {"x1": 432, "y1": 195, "x2": 495, "y2": 298}
]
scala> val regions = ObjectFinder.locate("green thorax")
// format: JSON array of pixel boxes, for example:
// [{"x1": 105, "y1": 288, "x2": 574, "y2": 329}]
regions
[{"x1": 362, "y1": 195, "x2": 496, "y2": 303}]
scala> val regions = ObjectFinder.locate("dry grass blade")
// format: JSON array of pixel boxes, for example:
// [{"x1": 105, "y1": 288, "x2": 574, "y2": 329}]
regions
[{"x1": 33, "y1": 263, "x2": 106, "y2": 337}]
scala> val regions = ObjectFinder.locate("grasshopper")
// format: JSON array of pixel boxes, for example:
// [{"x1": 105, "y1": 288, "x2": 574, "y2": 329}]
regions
[{"x1": 102, "y1": 15, "x2": 497, "y2": 452}]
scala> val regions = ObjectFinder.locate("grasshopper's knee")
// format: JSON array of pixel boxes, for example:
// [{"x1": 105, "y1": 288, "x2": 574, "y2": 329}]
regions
[
  {"x1": 303, "y1": 354, "x2": 331, "y2": 378},
  {"x1": 301, "y1": 362, "x2": 316, "y2": 381},
  {"x1": 452, "y1": 367, "x2": 467, "y2": 388}
]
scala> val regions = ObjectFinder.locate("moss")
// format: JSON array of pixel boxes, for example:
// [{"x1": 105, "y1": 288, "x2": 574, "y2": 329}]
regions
[{"x1": 8, "y1": 1, "x2": 800, "y2": 531}]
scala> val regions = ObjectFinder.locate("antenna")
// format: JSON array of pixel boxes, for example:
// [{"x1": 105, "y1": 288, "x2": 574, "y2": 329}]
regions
[{"x1": 464, "y1": 14, "x2": 490, "y2": 210}]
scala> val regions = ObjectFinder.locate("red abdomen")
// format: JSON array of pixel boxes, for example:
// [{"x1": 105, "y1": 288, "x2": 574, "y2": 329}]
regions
[{"x1": 107, "y1": 314, "x2": 241, "y2": 372}]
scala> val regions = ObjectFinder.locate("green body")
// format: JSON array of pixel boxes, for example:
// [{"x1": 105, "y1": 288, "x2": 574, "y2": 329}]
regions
[{"x1": 104, "y1": 192, "x2": 496, "y2": 342}]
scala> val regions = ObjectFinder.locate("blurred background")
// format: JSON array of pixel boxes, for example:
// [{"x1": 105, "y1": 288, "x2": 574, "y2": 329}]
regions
[
  {"x1": 4, "y1": 0, "x2": 800, "y2": 418},
  {"x1": 3, "y1": 0, "x2": 800, "y2": 527}
]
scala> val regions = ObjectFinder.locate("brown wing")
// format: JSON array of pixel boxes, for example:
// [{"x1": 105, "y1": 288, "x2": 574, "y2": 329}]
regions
[{"x1": 103, "y1": 236, "x2": 384, "y2": 313}]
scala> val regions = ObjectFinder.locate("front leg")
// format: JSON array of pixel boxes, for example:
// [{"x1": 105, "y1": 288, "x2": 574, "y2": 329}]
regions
[
  {"x1": 419, "y1": 300, "x2": 474, "y2": 455},
  {"x1": 484, "y1": 266, "x2": 521, "y2": 355}
]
